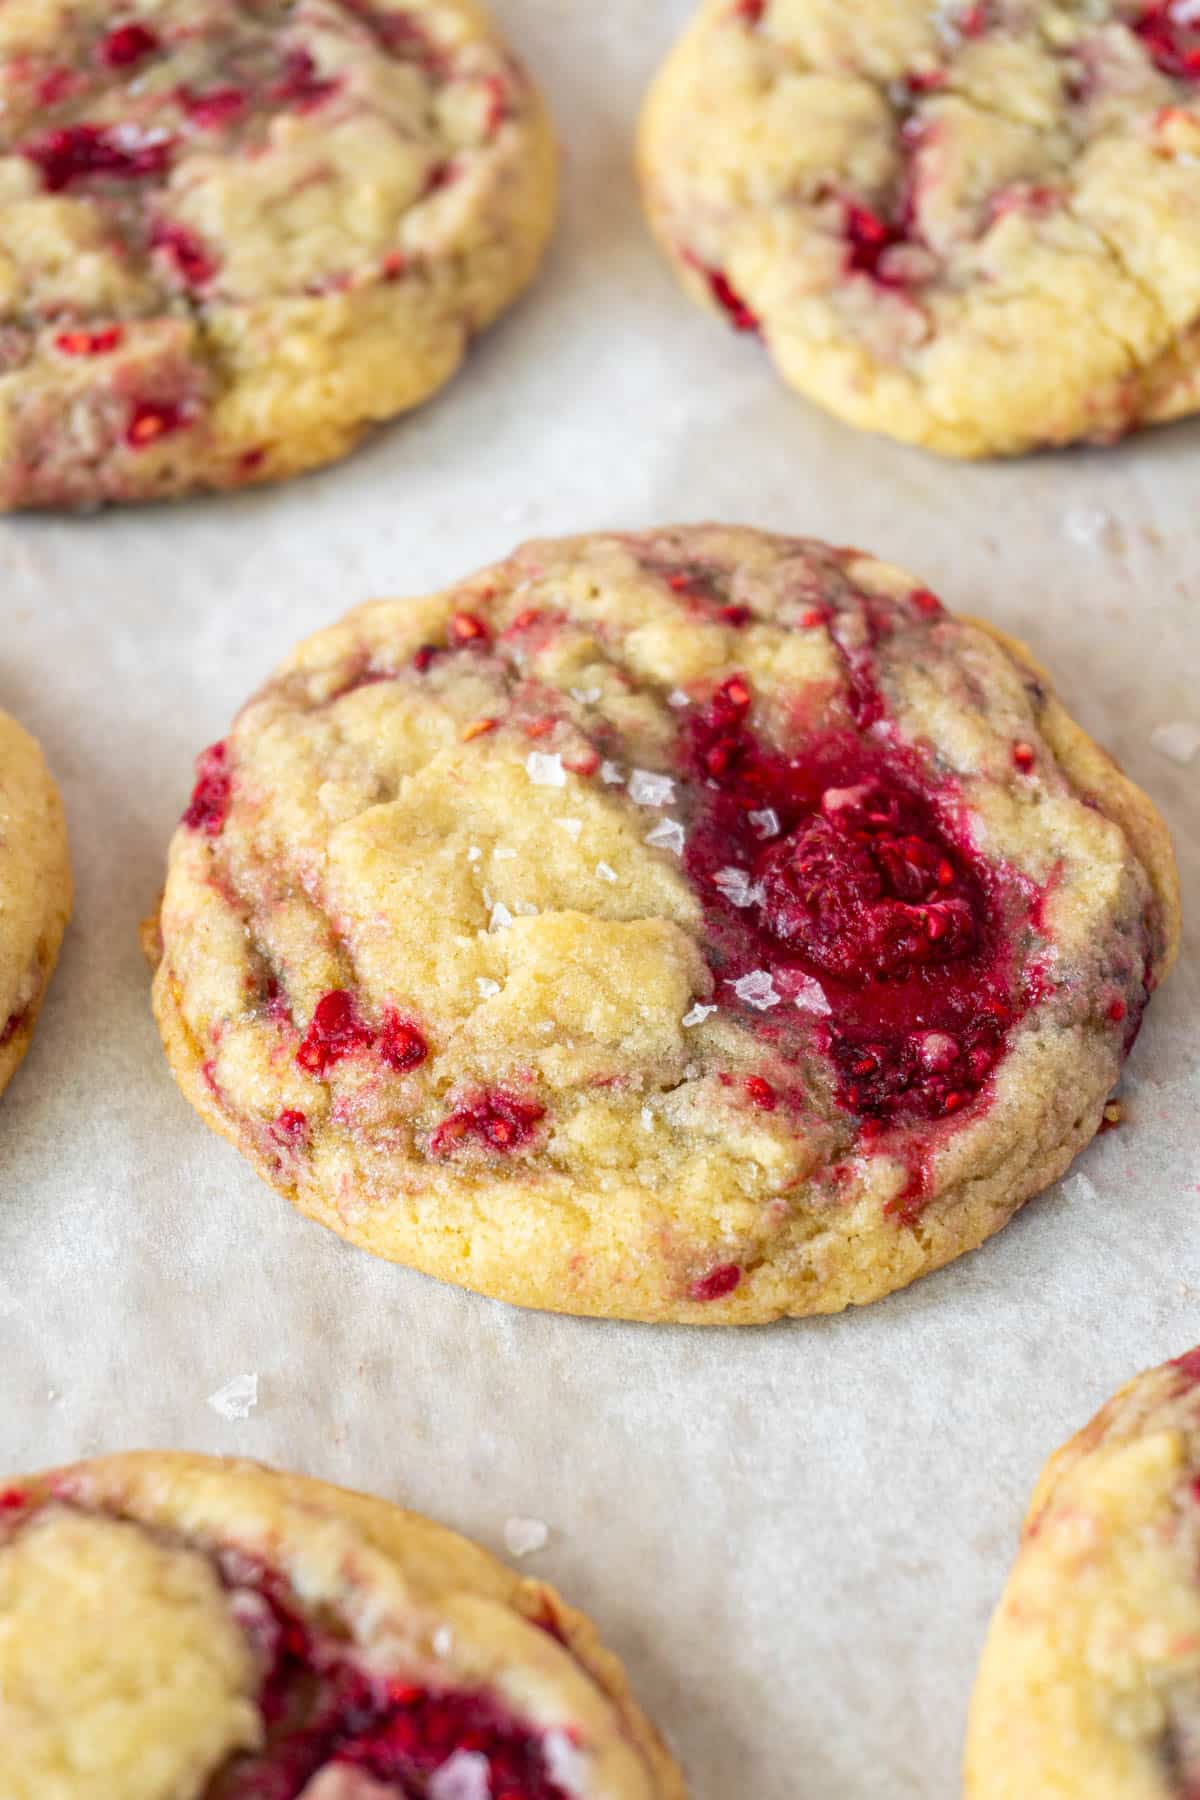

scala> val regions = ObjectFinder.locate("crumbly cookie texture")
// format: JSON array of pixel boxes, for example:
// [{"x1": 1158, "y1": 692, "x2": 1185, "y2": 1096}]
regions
[
  {"x1": 639, "y1": 0, "x2": 1200, "y2": 457},
  {"x1": 0, "y1": 1452, "x2": 684, "y2": 1799},
  {"x1": 0, "y1": 0, "x2": 557, "y2": 509},
  {"x1": 149, "y1": 526, "x2": 1180, "y2": 1324},
  {"x1": 0, "y1": 708, "x2": 71, "y2": 1100},
  {"x1": 966, "y1": 1349, "x2": 1200, "y2": 1798}
]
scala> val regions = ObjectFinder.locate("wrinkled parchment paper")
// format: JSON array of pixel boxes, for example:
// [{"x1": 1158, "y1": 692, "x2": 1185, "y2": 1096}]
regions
[{"x1": 1, "y1": 6, "x2": 1198, "y2": 1794}]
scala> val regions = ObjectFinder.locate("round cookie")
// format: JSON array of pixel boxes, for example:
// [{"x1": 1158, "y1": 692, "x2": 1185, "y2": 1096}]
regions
[
  {"x1": 966, "y1": 1349, "x2": 1200, "y2": 1798},
  {"x1": 148, "y1": 526, "x2": 1179, "y2": 1324},
  {"x1": 0, "y1": 1451, "x2": 684, "y2": 1798},
  {"x1": 0, "y1": 709, "x2": 71, "y2": 1100},
  {"x1": 0, "y1": 1, "x2": 557, "y2": 510},
  {"x1": 639, "y1": 1, "x2": 1200, "y2": 457}
]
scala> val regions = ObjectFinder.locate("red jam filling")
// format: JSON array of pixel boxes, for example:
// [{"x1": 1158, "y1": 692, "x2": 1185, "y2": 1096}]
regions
[
  {"x1": 844, "y1": 203, "x2": 911, "y2": 287},
  {"x1": 177, "y1": 84, "x2": 248, "y2": 129},
  {"x1": 679, "y1": 675, "x2": 1038, "y2": 1136},
  {"x1": 1173, "y1": 1347, "x2": 1200, "y2": 1385},
  {"x1": 0, "y1": 1009, "x2": 27, "y2": 1049},
  {"x1": 54, "y1": 326, "x2": 123, "y2": 356},
  {"x1": 21, "y1": 123, "x2": 173, "y2": 190},
  {"x1": 703, "y1": 266, "x2": 760, "y2": 333},
  {"x1": 296, "y1": 992, "x2": 376, "y2": 1076},
  {"x1": 126, "y1": 399, "x2": 191, "y2": 448},
  {"x1": 150, "y1": 218, "x2": 218, "y2": 287},
  {"x1": 183, "y1": 741, "x2": 232, "y2": 835},
  {"x1": 379, "y1": 1012, "x2": 430, "y2": 1074},
  {"x1": 1133, "y1": 2, "x2": 1200, "y2": 77},
  {"x1": 689, "y1": 1263, "x2": 743, "y2": 1302},
  {"x1": 431, "y1": 1091, "x2": 545, "y2": 1157},
  {"x1": 270, "y1": 48, "x2": 340, "y2": 112},
  {"x1": 733, "y1": 0, "x2": 766, "y2": 23},
  {"x1": 212, "y1": 1558, "x2": 573, "y2": 1798},
  {"x1": 100, "y1": 21, "x2": 160, "y2": 67}
]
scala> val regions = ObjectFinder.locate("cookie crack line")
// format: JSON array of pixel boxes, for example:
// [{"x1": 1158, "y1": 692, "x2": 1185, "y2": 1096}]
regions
[{"x1": 149, "y1": 528, "x2": 1178, "y2": 1324}]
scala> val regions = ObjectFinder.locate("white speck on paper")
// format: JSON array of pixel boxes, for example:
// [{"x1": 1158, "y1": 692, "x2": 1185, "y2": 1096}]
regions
[
  {"x1": 208, "y1": 1373, "x2": 258, "y2": 1422},
  {"x1": 544, "y1": 1732, "x2": 589, "y2": 1793},
  {"x1": 713, "y1": 866, "x2": 761, "y2": 908},
  {"x1": 570, "y1": 685, "x2": 602, "y2": 705},
  {"x1": 731, "y1": 970, "x2": 781, "y2": 1011},
  {"x1": 526, "y1": 751, "x2": 566, "y2": 788},
  {"x1": 749, "y1": 808, "x2": 781, "y2": 840},
  {"x1": 682, "y1": 1003, "x2": 718, "y2": 1028},
  {"x1": 595, "y1": 861, "x2": 618, "y2": 882},
  {"x1": 792, "y1": 976, "x2": 832, "y2": 1016},
  {"x1": 1150, "y1": 720, "x2": 1200, "y2": 765},
  {"x1": 476, "y1": 978, "x2": 501, "y2": 998},
  {"x1": 429, "y1": 1750, "x2": 492, "y2": 1800},
  {"x1": 667, "y1": 688, "x2": 690, "y2": 709},
  {"x1": 503, "y1": 1516, "x2": 549, "y2": 1559},
  {"x1": 556, "y1": 817, "x2": 583, "y2": 840},
  {"x1": 433, "y1": 1624, "x2": 454, "y2": 1658},
  {"x1": 489, "y1": 901, "x2": 514, "y2": 931},
  {"x1": 645, "y1": 818, "x2": 685, "y2": 854},
  {"x1": 600, "y1": 759, "x2": 624, "y2": 785},
  {"x1": 629, "y1": 769, "x2": 676, "y2": 807},
  {"x1": 494, "y1": 846, "x2": 517, "y2": 861},
  {"x1": 1061, "y1": 505, "x2": 1114, "y2": 549}
]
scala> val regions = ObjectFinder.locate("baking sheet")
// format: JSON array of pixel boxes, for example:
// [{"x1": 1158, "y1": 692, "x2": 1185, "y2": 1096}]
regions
[{"x1": 2, "y1": 4, "x2": 1198, "y2": 1794}]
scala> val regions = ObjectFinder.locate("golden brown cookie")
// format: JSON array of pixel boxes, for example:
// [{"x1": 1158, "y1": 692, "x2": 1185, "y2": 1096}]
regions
[
  {"x1": 966, "y1": 1348, "x2": 1200, "y2": 1798},
  {"x1": 0, "y1": 1, "x2": 557, "y2": 508},
  {"x1": 640, "y1": 1, "x2": 1200, "y2": 456},
  {"x1": 0, "y1": 707, "x2": 71, "y2": 1099},
  {"x1": 0, "y1": 1451, "x2": 683, "y2": 1798},
  {"x1": 149, "y1": 526, "x2": 1179, "y2": 1323}
]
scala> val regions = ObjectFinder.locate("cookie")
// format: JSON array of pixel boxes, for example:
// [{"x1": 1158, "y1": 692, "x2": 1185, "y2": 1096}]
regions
[
  {"x1": 0, "y1": 709, "x2": 71, "y2": 1101},
  {"x1": 966, "y1": 1349, "x2": 1200, "y2": 1798},
  {"x1": 148, "y1": 526, "x2": 1179, "y2": 1324},
  {"x1": 639, "y1": 1, "x2": 1200, "y2": 457},
  {"x1": 0, "y1": 1, "x2": 556, "y2": 509},
  {"x1": 0, "y1": 1451, "x2": 683, "y2": 1798}
]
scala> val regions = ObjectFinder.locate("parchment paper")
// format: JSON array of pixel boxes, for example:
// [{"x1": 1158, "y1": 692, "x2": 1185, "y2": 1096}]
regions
[{"x1": 1, "y1": 6, "x2": 1198, "y2": 1795}]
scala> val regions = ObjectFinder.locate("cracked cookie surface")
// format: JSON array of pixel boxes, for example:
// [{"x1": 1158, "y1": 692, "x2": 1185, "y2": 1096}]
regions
[
  {"x1": 0, "y1": 1451, "x2": 683, "y2": 1800},
  {"x1": 966, "y1": 1349, "x2": 1200, "y2": 1798},
  {"x1": 0, "y1": 0, "x2": 556, "y2": 509},
  {"x1": 639, "y1": 0, "x2": 1200, "y2": 456},
  {"x1": 0, "y1": 709, "x2": 71, "y2": 1101},
  {"x1": 149, "y1": 526, "x2": 1179, "y2": 1323}
]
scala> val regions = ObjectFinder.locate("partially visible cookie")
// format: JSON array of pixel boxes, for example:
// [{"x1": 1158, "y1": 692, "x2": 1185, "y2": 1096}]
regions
[
  {"x1": 966, "y1": 1349, "x2": 1200, "y2": 1798},
  {"x1": 0, "y1": 1, "x2": 557, "y2": 509},
  {"x1": 0, "y1": 709, "x2": 70, "y2": 1099},
  {"x1": 640, "y1": 1, "x2": 1200, "y2": 457},
  {"x1": 148, "y1": 526, "x2": 1179, "y2": 1323},
  {"x1": 0, "y1": 1451, "x2": 685, "y2": 1798}
]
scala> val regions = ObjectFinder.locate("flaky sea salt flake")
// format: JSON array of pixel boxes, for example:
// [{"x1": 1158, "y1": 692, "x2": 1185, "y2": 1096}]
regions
[
  {"x1": 595, "y1": 861, "x2": 618, "y2": 883},
  {"x1": 503, "y1": 1515, "x2": 549, "y2": 1558},
  {"x1": 749, "y1": 808, "x2": 781, "y2": 840},
  {"x1": 792, "y1": 975, "x2": 832, "y2": 1016},
  {"x1": 556, "y1": 817, "x2": 583, "y2": 840},
  {"x1": 570, "y1": 686, "x2": 601, "y2": 705},
  {"x1": 682, "y1": 1003, "x2": 718, "y2": 1028},
  {"x1": 432, "y1": 1624, "x2": 454, "y2": 1658},
  {"x1": 476, "y1": 978, "x2": 501, "y2": 998},
  {"x1": 629, "y1": 769, "x2": 676, "y2": 807},
  {"x1": 645, "y1": 818, "x2": 685, "y2": 855},
  {"x1": 600, "y1": 759, "x2": 624, "y2": 785},
  {"x1": 713, "y1": 866, "x2": 761, "y2": 908},
  {"x1": 526, "y1": 751, "x2": 566, "y2": 788},
  {"x1": 489, "y1": 901, "x2": 514, "y2": 931},
  {"x1": 494, "y1": 846, "x2": 517, "y2": 861},
  {"x1": 544, "y1": 1731, "x2": 589, "y2": 1793},
  {"x1": 667, "y1": 688, "x2": 690, "y2": 709},
  {"x1": 1150, "y1": 721, "x2": 1200, "y2": 766},
  {"x1": 208, "y1": 1373, "x2": 258, "y2": 1422},
  {"x1": 731, "y1": 970, "x2": 781, "y2": 1011},
  {"x1": 429, "y1": 1750, "x2": 492, "y2": 1800}
]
